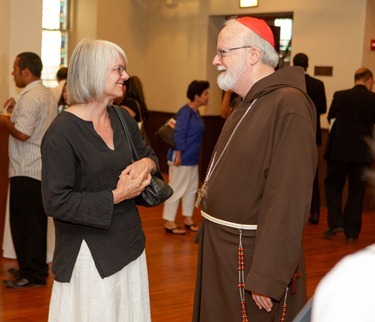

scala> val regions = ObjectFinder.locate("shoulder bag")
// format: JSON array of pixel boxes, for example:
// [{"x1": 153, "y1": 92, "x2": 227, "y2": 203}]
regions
[
  {"x1": 154, "y1": 115, "x2": 177, "y2": 148},
  {"x1": 154, "y1": 107, "x2": 193, "y2": 148},
  {"x1": 113, "y1": 105, "x2": 173, "y2": 207}
]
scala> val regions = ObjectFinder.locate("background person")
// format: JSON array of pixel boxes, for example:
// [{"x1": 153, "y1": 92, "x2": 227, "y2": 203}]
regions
[
  {"x1": 162, "y1": 80, "x2": 209, "y2": 235},
  {"x1": 0, "y1": 52, "x2": 57, "y2": 288},
  {"x1": 193, "y1": 17, "x2": 317, "y2": 322},
  {"x1": 293, "y1": 53, "x2": 327, "y2": 224},
  {"x1": 120, "y1": 75, "x2": 149, "y2": 123},
  {"x1": 119, "y1": 75, "x2": 150, "y2": 142},
  {"x1": 323, "y1": 67, "x2": 375, "y2": 242},
  {"x1": 57, "y1": 81, "x2": 68, "y2": 113},
  {"x1": 220, "y1": 89, "x2": 240, "y2": 119},
  {"x1": 51, "y1": 67, "x2": 68, "y2": 107},
  {"x1": 41, "y1": 39, "x2": 158, "y2": 321}
]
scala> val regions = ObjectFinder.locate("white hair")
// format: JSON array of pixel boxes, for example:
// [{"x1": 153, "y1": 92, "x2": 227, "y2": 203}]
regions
[
  {"x1": 225, "y1": 18, "x2": 279, "y2": 68},
  {"x1": 67, "y1": 39, "x2": 128, "y2": 104}
]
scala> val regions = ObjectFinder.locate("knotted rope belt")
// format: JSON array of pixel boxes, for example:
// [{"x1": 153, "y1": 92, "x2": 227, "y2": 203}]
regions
[{"x1": 201, "y1": 211, "x2": 257, "y2": 230}]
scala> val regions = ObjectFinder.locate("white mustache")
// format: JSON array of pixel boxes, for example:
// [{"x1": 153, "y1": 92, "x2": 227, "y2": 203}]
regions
[{"x1": 217, "y1": 66, "x2": 226, "y2": 72}]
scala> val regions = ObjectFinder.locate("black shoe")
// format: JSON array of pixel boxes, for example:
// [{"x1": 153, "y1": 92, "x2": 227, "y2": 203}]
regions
[
  {"x1": 7, "y1": 268, "x2": 21, "y2": 278},
  {"x1": 3, "y1": 277, "x2": 44, "y2": 289},
  {"x1": 323, "y1": 227, "x2": 344, "y2": 239},
  {"x1": 346, "y1": 237, "x2": 358, "y2": 242},
  {"x1": 323, "y1": 230, "x2": 335, "y2": 239},
  {"x1": 309, "y1": 213, "x2": 319, "y2": 224}
]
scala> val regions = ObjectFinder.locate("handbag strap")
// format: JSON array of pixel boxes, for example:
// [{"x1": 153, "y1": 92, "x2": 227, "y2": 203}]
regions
[
  {"x1": 113, "y1": 105, "x2": 164, "y2": 180},
  {"x1": 134, "y1": 99, "x2": 143, "y2": 123},
  {"x1": 112, "y1": 105, "x2": 140, "y2": 161}
]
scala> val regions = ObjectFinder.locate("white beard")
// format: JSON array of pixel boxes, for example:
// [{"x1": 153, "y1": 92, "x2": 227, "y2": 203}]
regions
[
  {"x1": 216, "y1": 61, "x2": 246, "y2": 91},
  {"x1": 217, "y1": 71, "x2": 238, "y2": 91}
]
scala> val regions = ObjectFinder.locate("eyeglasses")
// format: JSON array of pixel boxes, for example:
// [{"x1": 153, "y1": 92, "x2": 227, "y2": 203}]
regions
[
  {"x1": 215, "y1": 46, "x2": 253, "y2": 59},
  {"x1": 112, "y1": 65, "x2": 127, "y2": 76}
]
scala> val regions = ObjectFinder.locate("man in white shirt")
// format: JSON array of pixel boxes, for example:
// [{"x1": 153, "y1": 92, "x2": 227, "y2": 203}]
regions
[{"x1": 0, "y1": 52, "x2": 57, "y2": 288}]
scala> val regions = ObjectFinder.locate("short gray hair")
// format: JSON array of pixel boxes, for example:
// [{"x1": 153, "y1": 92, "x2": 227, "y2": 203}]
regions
[
  {"x1": 67, "y1": 39, "x2": 128, "y2": 104},
  {"x1": 225, "y1": 19, "x2": 279, "y2": 68}
]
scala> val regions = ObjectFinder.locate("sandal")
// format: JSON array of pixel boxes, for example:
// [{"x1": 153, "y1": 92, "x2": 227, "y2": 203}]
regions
[
  {"x1": 164, "y1": 226, "x2": 186, "y2": 235},
  {"x1": 185, "y1": 223, "x2": 199, "y2": 232}
]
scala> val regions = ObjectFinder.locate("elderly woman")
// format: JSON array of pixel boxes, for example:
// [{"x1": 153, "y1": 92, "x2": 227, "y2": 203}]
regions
[{"x1": 41, "y1": 39, "x2": 158, "y2": 322}]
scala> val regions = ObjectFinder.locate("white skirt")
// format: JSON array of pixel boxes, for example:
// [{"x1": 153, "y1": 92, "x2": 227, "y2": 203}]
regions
[{"x1": 48, "y1": 241, "x2": 151, "y2": 322}]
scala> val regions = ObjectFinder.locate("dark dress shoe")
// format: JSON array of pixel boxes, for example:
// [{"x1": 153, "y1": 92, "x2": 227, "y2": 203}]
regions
[
  {"x1": 323, "y1": 227, "x2": 344, "y2": 239},
  {"x1": 309, "y1": 213, "x2": 319, "y2": 224},
  {"x1": 323, "y1": 230, "x2": 335, "y2": 239},
  {"x1": 346, "y1": 237, "x2": 358, "y2": 242},
  {"x1": 3, "y1": 277, "x2": 44, "y2": 289},
  {"x1": 7, "y1": 268, "x2": 21, "y2": 278}
]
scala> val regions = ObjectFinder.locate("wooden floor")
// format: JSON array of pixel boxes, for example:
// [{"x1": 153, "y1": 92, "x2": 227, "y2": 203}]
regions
[{"x1": 1, "y1": 206, "x2": 375, "y2": 322}]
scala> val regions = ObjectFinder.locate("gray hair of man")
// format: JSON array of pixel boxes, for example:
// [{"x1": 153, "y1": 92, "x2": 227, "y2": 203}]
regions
[
  {"x1": 225, "y1": 18, "x2": 279, "y2": 68},
  {"x1": 67, "y1": 39, "x2": 128, "y2": 105}
]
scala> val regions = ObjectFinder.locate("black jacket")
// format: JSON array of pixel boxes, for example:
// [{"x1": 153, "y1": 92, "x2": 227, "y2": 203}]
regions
[
  {"x1": 305, "y1": 74, "x2": 327, "y2": 145},
  {"x1": 324, "y1": 84, "x2": 375, "y2": 163}
]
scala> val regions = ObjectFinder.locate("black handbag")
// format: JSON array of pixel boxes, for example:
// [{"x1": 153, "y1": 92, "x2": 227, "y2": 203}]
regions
[
  {"x1": 154, "y1": 115, "x2": 176, "y2": 148},
  {"x1": 154, "y1": 109, "x2": 194, "y2": 148},
  {"x1": 113, "y1": 105, "x2": 173, "y2": 207}
]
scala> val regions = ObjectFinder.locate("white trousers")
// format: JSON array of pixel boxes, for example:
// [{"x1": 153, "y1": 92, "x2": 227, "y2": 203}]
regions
[
  {"x1": 162, "y1": 164, "x2": 198, "y2": 222},
  {"x1": 48, "y1": 241, "x2": 151, "y2": 322}
]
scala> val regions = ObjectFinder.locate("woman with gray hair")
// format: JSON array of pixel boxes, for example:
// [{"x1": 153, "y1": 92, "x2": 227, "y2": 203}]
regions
[{"x1": 41, "y1": 39, "x2": 158, "y2": 321}]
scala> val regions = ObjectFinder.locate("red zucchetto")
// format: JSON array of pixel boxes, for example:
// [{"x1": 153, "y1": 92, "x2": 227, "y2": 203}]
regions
[{"x1": 236, "y1": 17, "x2": 275, "y2": 47}]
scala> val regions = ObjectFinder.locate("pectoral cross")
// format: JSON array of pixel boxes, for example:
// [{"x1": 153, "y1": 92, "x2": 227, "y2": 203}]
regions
[{"x1": 195, "y1": 182, "x2": 208, "y2": 208}]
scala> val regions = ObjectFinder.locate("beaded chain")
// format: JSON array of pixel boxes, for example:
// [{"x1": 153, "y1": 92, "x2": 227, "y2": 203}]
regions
[
  {"x1": 195, "y1": 99, "x2": 258, "y2": 208},
  {"x1": 238, "y1": 229, "x2": 249, "y2": 322},
  {"x1": 237, "y1": 229, "x2": 290, "y2": 322},
  {"x1": 280, "y1": 287, "x2": 289, "y2": 322}
]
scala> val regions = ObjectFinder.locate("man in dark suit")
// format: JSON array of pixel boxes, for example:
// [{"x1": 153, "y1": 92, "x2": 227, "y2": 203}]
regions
[
  {"x1": 293, "y1": 53, "x2": 327, "y2": 224},
  {"x1": 323, "y1": 67, "x2": 375, "y2": 242}
]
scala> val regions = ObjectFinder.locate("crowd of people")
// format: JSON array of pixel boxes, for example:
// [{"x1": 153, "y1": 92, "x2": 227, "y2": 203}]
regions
[{"x1": 0, "y1": 14, "x2": 375, "y2": 322}]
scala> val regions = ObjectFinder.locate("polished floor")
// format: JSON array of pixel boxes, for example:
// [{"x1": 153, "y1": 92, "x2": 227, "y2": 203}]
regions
[{"x1": 0, "y1": 206, "x2": 374, "y2": 322}]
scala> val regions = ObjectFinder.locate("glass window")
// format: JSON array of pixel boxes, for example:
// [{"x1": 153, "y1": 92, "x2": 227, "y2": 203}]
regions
[
  {"x1": 41, "y1": 0, "x2": 69, "y2": 88},
  {"x1": 274, "y1": 18, "x2": 293, "y2": 67},
  {"x1": 274, "y1": 18, "x2": 293, "y2": 51}
]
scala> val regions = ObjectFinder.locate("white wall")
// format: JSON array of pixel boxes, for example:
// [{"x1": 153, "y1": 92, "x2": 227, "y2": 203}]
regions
[
  {"x1": 70, "y1": 0, "x2": 98, "y2": 55},
  {"x1": 0, "y1": 0, "x2": 43, "y2": 105},
  {"x1": 96, "y1": 0, "x2": 147, "y2": 77},
  {"x1": 0, "y1": 0, "x2": 11, "y2": 110}
]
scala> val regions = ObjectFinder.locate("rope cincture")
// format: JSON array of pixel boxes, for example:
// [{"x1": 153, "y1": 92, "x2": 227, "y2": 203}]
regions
[{"x1": 238, "y1": 229, "x2": 249, "y2": 322}]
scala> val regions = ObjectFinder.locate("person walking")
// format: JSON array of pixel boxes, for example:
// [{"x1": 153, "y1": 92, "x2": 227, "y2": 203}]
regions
[
  {"x1": 323, "y1": 67, "x2": 375, "y2": 242},
  {"x1": 162, "y1": 80, "x2": 209, "y2": 234},
  {"x1": 293, "y1": 53, "x2": 327, "y2": 224}
]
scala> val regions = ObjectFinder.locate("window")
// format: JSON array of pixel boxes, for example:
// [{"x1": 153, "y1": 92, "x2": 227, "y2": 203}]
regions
[
  {"x1": 274, "y1": 18, "x2": 293, "y2": 67},
  {"x1": 41, "y1": 0, "x2": 69, "y2": 88}
]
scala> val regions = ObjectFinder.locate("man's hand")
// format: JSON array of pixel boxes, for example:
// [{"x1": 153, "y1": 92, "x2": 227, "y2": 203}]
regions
[
  {"x1": 252, "y1": 293, "x2": 273, "y2": 312},
  {"x1": 3, "y1": 97, "x2": 16, "y2": 114},
  {"x1": 0, "y1": 114, "x2": 29, "y2": 141}
]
